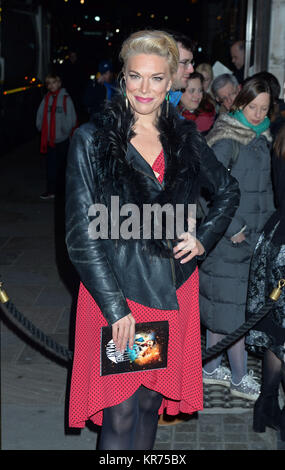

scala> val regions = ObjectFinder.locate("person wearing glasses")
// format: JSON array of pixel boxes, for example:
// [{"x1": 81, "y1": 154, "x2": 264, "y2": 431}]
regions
[
  {"x1": 211, "y1": 73, "x2": 241, "y2": 113},
  {"x1": 167, "y1": 31, "x2": 196, "y2": 107}
]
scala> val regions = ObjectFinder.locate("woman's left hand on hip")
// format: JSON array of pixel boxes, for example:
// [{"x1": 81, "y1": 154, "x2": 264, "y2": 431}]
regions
[{"x1": 173, "y1": 232, "x2": 205, "y2": 264}]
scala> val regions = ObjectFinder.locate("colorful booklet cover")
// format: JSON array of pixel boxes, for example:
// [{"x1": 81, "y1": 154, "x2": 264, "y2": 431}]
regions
[{"x1": 100, "y1": 321, "x2": 169, "y2": 376}]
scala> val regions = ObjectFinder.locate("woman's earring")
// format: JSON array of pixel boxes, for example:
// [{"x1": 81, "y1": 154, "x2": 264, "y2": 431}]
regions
[
  {"x1": 124, "y1": 91, "x2": 129, "y2": 110},
  {"x1": 165, "y1": 91, "x2": 170, "y2": 118},
  {"x1": 119, "y1": 74, "x2": 128, "y2": 109}
]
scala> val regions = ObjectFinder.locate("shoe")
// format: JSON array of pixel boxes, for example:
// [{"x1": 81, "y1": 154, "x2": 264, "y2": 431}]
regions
[
  {"x1": 253, "y1": 392, "x2": 282, "y2": 433},
  {"x1": 202, "y1": 366, "x2": 231, "y2": 388},
  {"x1": 230, "y1": 370, "x2": 260, "y2": 401},
  {"x1": 40, "y1": 192, "x2": 55, "y2": 200}
]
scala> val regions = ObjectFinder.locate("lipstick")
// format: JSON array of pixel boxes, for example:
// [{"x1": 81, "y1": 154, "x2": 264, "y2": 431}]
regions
[{"x1": 135, "y1": 96, "x2": 153, "y2": 103}]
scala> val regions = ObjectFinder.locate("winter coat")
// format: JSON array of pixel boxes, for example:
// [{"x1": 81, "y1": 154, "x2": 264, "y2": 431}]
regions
[
  {"x1": 245, "y1": 150, "x2": 285, "y2": 362},
  {"x1": 178, "y1": 103, "x2": 216, "y2": 134},
  {"x1": 199, "y1": 112, "x2": 275, "y2": 334},
  {"x1": 36, "y1": 87, "x2": 77, "y2": 144},
  {"x1": 65, "y1": 95, "x2": 240, "y2": 326}
]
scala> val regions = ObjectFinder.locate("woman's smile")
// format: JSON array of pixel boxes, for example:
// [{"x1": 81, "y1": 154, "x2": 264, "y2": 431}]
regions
[
  {"x1": 124, "y1": 54, "x2": 172, "y2": 117},
  {"x1": 135, "y1": 96, "x2": 154, "y2": 103}
]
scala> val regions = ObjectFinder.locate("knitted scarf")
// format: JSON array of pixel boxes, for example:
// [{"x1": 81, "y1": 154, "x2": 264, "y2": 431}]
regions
[
  {"x1": 230, "y1": 109, "x2": 270, "y2": 136},
  {"x1": 40, "y1": 89, "x2": 60, "y2": 154}
]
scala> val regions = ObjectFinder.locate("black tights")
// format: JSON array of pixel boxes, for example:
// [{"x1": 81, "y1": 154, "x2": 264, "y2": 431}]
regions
[
  {"x1": 261, "y1": 349, "x2": 284, "y2": 396},
  {"x1": 97, "y1": 385, "x2": 163, "y2": 450}
]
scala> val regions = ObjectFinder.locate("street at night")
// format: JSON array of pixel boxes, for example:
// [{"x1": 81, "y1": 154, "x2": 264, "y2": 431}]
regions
[{"x1": 1, "y1": 0, "x2": 285, "y2": 455}]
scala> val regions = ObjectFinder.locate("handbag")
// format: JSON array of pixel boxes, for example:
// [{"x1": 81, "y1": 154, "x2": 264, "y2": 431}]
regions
[{"x1": 100, "y1": 320, "x2": 169, "y2": 376}]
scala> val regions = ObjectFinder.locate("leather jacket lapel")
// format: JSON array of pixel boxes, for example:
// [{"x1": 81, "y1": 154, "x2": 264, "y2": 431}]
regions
[{"x1": 126, "y1": 143, "x2": 164, "y2": 189}]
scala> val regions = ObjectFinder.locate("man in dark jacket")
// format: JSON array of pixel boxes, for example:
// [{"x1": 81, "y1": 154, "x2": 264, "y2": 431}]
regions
[
  {"x1": 230, "y1": 40, "x2": 245, "y2": 84},
  {"x1": 82, "y1": 60, "x2": 116, "y2": 118}
]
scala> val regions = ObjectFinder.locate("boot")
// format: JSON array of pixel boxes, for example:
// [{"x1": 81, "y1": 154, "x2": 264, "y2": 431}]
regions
[{"x1": 253, "y1": 393, "x2": 282, "y2": 433}]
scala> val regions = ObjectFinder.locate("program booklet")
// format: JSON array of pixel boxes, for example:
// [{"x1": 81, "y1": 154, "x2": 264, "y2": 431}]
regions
[{"x1": 100, "y1": 321, "x2": 169, "y2": 376}]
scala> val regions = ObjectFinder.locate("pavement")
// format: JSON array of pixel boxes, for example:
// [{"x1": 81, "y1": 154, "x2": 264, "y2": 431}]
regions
[{"x1": 1, "y1": 137, "x2": 285, "y2": 452}]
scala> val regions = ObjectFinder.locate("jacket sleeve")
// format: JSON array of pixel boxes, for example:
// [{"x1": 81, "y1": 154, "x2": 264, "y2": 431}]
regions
[
  {"x1": 209, "y1": 138, "x2": 247, "y2": 239},
  {"x1": 65, "y1": 125, "x2": 131, "y2": 325},
  {"x1": 196, "y1": 140, "x2": 241, "y2": 256}
]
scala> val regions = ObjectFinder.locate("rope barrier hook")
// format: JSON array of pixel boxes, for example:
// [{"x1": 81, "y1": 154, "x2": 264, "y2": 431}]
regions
[
  {"x1": 269, "y1": 279, "x2": 285, "y2": 301},
  {"x1": 0, "y1": 277, "x2": 284, "y2": 364},
  {"x1": 0, "y1": 282, "x2": 9, "y2": 304}
]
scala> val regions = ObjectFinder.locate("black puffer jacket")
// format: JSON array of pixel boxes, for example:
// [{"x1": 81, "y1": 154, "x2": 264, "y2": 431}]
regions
[{"x1": 65, "y1": 95, "x2": 240, "y2": 325}]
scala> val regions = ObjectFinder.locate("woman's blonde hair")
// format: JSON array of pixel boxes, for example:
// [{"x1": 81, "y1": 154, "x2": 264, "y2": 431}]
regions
[
  {"x1": 45, "y1": 73, "x2": 61, "y2": 83},
  {"x1": 196, "y1": 63, "x2": 213, "y2": 81},
  {"x1": 119, "y1": 29, "x2": 179, "y2": 76}
]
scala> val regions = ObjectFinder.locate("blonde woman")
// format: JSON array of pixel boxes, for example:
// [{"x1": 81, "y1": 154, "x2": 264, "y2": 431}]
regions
[
  {"x1": 65, "y1": 29, "x2": 240, "y2": 450},
  {"x1": 196, "y1": 63, "x2": 213, "y2": 93}
]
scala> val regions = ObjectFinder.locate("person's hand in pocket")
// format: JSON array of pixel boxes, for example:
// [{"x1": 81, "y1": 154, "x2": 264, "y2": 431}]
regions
[{"x1": 231, "y1": 232, "x2": 246, "y2": 244}]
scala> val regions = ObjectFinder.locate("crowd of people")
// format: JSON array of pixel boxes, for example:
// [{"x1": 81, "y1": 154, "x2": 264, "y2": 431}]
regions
[{"x1": 35, "y1": 28, "x2": 285, "y2": 450}]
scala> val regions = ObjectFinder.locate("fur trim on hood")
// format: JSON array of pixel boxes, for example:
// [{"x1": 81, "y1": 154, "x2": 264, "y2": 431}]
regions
[{"x1": 206, "y1": 112, "x2": 272, "y2": 148}]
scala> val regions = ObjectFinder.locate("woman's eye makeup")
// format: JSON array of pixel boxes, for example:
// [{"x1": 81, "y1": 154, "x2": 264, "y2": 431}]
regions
[{"x1": 127, "y1": 72, "x2": 165, "y2": 82}]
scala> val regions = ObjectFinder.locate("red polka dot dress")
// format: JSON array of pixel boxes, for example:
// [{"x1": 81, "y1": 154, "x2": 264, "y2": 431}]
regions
[{"x1": 69, "y1": 149, "x2": 203, "y2": 428}]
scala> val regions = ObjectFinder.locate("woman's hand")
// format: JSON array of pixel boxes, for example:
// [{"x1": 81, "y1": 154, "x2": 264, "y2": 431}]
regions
[
  {"x1": 173, "y1": 232, "x2": 205, "y2": 264},
  {"x1": 112, "y1": 313, "x2": 136, "y2": 353},
  {"x1": 231, "y1": 232, "x2": 246, "y2": 244}
]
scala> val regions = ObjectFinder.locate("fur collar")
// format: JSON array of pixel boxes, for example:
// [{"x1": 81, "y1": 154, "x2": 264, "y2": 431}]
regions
[
  {"x1": 90, "y1": 92, "x2": 203, "y2": 256},
  {"x1": 206, "y1": 112, "x2": 272, "y2": 148},
  {"x1": 92, "y1": 92, "x2": 202, "y2": 208}
]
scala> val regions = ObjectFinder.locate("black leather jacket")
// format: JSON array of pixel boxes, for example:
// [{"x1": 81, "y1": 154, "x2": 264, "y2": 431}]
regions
[{"x1": 65, "y1": 98, "x2": 240, "y2": 325}]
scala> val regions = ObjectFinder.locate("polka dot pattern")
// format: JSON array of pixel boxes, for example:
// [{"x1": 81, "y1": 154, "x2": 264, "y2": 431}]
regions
[
  {"x1": 68, "y1": 150, "x2": 203, "y2": 428},
  {"x1": 68, "y1": 269, "x2": 203, "y2": 428},
  {"x1": 152, "y1": 148, "x2": 165, "y2": 184}
]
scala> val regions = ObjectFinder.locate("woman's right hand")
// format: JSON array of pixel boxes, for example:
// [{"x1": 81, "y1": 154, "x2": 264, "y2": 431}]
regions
[
  {"x1": 112, "y1": 313, "x2": 136, "y2": 353},
  {"x1": 231, "y1": 232, "x2": 246, "y2": 244}
]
